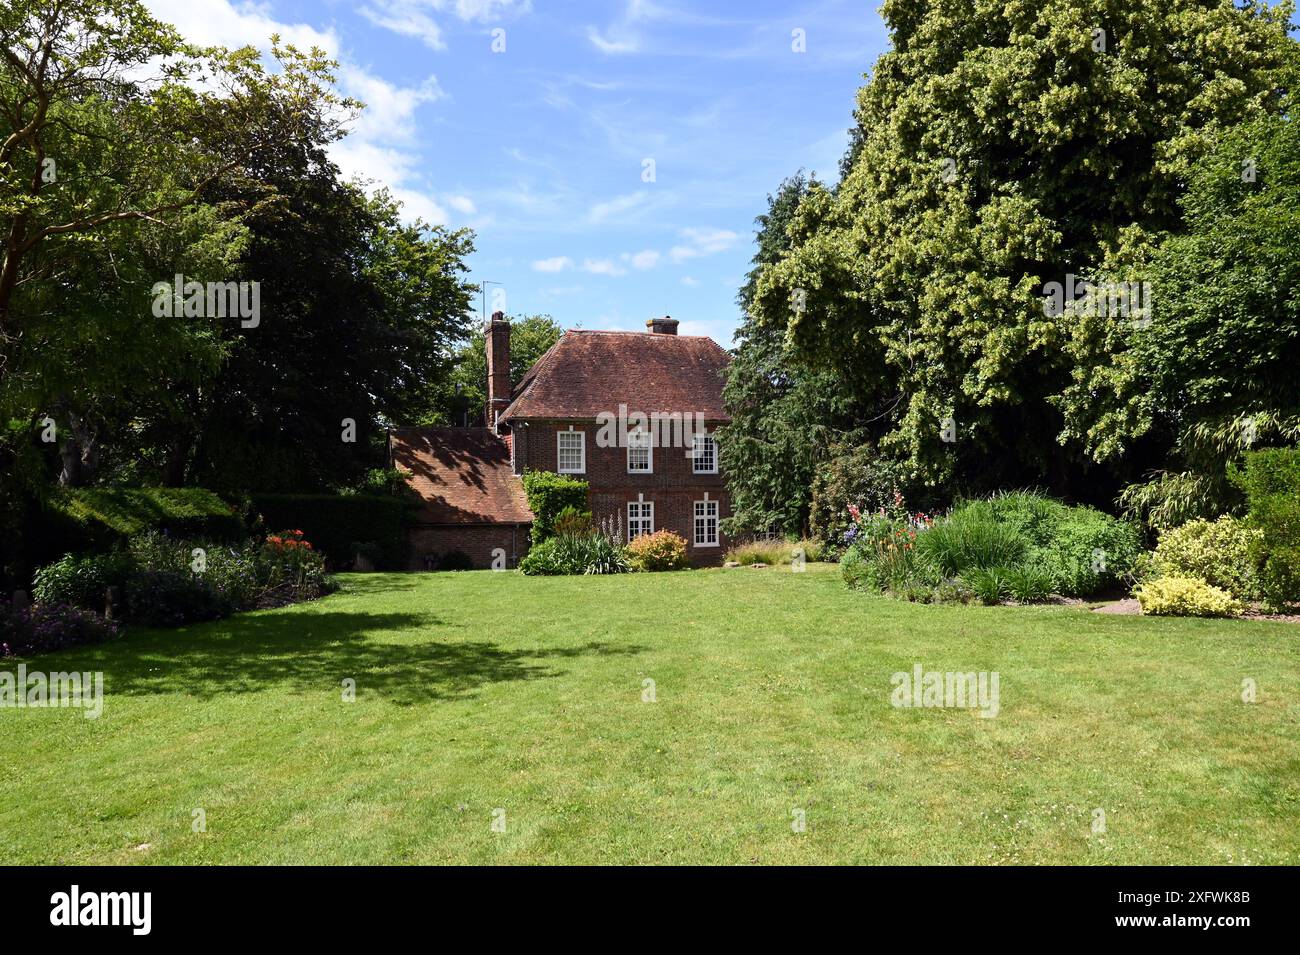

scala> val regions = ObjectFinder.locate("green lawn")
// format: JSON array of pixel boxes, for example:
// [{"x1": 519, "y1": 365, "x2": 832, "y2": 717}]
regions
[{"x1": 2, "y1": 564, "x2": 1297, "y2": 864}]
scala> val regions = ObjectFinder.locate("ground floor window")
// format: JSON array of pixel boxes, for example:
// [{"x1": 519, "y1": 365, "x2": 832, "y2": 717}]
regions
[
  {"x1": 694, "y1": 499, "x2": 719, "y2": 547},
  {"x1": 628, "y1": 500, "x2": 654, "y2": 540}
]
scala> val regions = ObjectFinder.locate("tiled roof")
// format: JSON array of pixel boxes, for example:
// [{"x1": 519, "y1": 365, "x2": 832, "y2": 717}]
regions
[
  {"x1": 390, "y1": 427, "x2": 533, "y2": 525},
  {"x1": 500, "y1": 330, "x2": 731, "y2": 423}
]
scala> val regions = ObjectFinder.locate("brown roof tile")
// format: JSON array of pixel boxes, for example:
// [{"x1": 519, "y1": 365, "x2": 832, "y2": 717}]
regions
[
  {"x1": 390, "y1": 427, "x2": 533, "y2": 525},
  {"x1": 500, "y1": 330, "x2": 731, "y2": 422}
]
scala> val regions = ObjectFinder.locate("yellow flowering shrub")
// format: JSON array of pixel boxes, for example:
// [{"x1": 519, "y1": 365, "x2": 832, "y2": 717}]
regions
[{"x1": 1135, "y1": 576, "x2": 1245, "y2": 618}]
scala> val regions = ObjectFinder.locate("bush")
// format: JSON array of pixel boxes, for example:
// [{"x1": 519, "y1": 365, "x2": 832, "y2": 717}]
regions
[
  {"x1": 28, "y1": 488, "x2": 244, "y2": 570},
  {"x1": 32, "y1": 550, "x2": 133, "y2": 612},
  {"x1": 519, "y1": 533, "x2": 629, "y2": 576},
  {"x1": 840, "y1": 542, "x2": 880, "y2": 591},
  {"x1": 125, "y1": 569, "x2": 226, "y2": 627},
  {"x1": 259, "y1": 530, "x2": 333, "y2": 601},
  {"x1": 553, "y1": 506, "x2": 594, "y2": 538},
  {"x1": 1135, "y1": 576, "x2": 1245, "y2": 618},
  {"x1": 916, "y1": 517, "x2": 1027, "y2": 576},
  {"x1": 0, "y1": 600, "x2": 121, "y2": 658},
  {"x1": 1032, "y1": 507, "x2": 1141, "y2": 597},
  {"x1": 809, "y1": 443, "x2": 932, "y2": 559},
  {"x1": 251, "y1": 494, "x2": 408, "y2": 569},
  {"x1": 1005, "y1": 565, "x2": 1055, "y2": 603},
  {"x1": 626, "y1": 530, "x2": 690, "y2": 571},
  {"x1": 1152, "y1": 516, "x2": 1262, "y2": 601},
  {"x1": 1232, "y1": 448, "x2": 1300, "y2": 610},
  {"x1": 521, "y1": 471, "x2": 589, "y2": 544},
  {"x1": 963, "y1": 566, "x2": 1013, "y2": 606}
]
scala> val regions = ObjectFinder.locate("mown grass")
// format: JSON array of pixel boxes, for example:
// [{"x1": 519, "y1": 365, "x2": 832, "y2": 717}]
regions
[{"x1": 1, "y1": 564, "x2": 1297, "y2": 865}]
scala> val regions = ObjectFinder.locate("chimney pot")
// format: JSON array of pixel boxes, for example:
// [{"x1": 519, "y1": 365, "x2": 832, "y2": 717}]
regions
[{"x1": 646, "y1": 315, "x2": 679, "y2": 335}]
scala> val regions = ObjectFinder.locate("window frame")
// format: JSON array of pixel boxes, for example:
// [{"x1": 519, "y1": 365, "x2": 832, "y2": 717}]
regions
[
  {"x1": 693, "y1": 499, "x2": 719, "y2": 547},
  {"x1": 557, "y1": 429, "x2": 586, "y2": 474},
  {"x1": 626, "y1": 428, "x2": 653, "y2": 474},
  {"x1": 692, "y1": 432, "x2": 718, "y2": 474},
  {"x1": 627, "y1": 500, "x2": 655, "y2": 541}
]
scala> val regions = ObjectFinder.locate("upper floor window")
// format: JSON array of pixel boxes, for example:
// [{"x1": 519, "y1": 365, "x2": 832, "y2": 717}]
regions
[
  {"x1": 627, "y1": 429, "x2": 653, "y2": 473},
  {"x1": 692, "y1": 433, "x2": 717, "y2": 474},
  {"x1": 558, "y1": 429, "x2": 586, "y2": 473}
]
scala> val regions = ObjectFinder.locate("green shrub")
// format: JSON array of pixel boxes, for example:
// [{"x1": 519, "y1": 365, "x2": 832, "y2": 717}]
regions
[
  {"x1": 33, "y1": 550, "x2": 133, "y2": 612},
  {"x1": 1152, "y1": 516, "x2": 1262, "y2": 601},
  {"x1": 1033, "y1": 507, "x2": 1141, "y2": 597},
  {"x1": 1232, "y1": 448, "x2": 1300, "y2": 610},
  {"x1": 1135, "y1": 576, "x2": 1245, "y2": 618},
  {"x1": 553, "y1": 506, "x2": 594, "y2": 538},
  {"x1": 626, "y1": 530, "x2": 690, "y2": 571},
  {"x1": 840, "y1": 542, "x2": 880, "y2": 591},
  {"x1": 963, "y1": 566, "x2": 1013, "y2": 606},
  {"x1": 521, "y1": 471, "x2": 589, "y2": 544},
  {"x1": 1005, "y1": 565, "x2": 1055, "y2": 603},
  {"x1": 251, "y1": 494, "x2": 408, "y2": 569},
  {"x1": 519, "y1": 533, "x2": 628, "y2": 576},
  {"x1": 809, "y1": 442, "x2": 932, "y2": 559},
  {"x1": 916, "y1": 518, "x2": 1027, "y2": 576},
  {"x1": 29, "y1": 488, "x2": 244, "y2": 569}
]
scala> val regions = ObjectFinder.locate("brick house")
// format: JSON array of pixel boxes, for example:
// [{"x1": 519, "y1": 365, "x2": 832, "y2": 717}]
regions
[{"x1": 390, "y1": 312, "x2": 732, "y2": 569}]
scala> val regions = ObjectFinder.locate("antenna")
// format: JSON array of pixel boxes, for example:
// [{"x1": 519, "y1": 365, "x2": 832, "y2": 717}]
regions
[{"x1": 480, "y1": 281, "x2": 504, "y2": 323}]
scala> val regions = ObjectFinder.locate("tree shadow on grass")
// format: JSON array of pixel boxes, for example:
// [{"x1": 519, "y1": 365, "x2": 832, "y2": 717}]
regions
[{"x1": 93, "y1": 611, "x2": 646, "y2": 705}]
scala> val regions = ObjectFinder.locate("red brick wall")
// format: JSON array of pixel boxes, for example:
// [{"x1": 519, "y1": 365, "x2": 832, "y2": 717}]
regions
[
  {"x1": 407, "y1": 524, "x2": 530, "y2": 570},
  {"x1": 517, "y1": 418, "x2": 730, "y2": 564}
]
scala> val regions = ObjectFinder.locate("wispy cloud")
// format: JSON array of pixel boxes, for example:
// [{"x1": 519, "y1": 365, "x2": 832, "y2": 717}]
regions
[
  {"x1": 583, "y1": 258, "x2": 628, "y2": 276},
  {"x1": 532, "y1": 256, "x2": 574, "y2": 272},
  {"x1": 669, "y1": 226, "x2": 739, "y2": 262},
  {"x1": 587, "y1": 191, "x2": 649, "y2": 223},
  {"x1": 360, "y1": 0, "x2": 532, "y2": 50}
]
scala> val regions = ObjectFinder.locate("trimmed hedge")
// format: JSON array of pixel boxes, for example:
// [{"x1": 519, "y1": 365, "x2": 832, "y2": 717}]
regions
[
  {"x1": 250, "y1": 494, "x2": 408, "y2": 569},
  {"x1": 521, "y1": 471, "x2": 589, "y2": 544},
  {"x1": 1232, "y1": 447, "x2": 1300, "y2": 609},
  {"x1": 27, "y1": 488, "x2": 244, "y2": 570}
]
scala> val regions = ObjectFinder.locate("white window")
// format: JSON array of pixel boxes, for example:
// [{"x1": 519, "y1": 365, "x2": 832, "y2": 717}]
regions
[
  {"x1": 692, "y1": 433, "x2": 717, "y2": 474},
  {"x1": 627, "y1": 500, "x2": 654, "y2": 540},
  {"x1": 694, "y1": 499, "x2": 719, "y2": 547},
  {"x1": 627, "y1": 429, "x2": 653, "y2": 473},
  {"x1": 557, "y1": 429, "x2": 585, "y2": 473}
]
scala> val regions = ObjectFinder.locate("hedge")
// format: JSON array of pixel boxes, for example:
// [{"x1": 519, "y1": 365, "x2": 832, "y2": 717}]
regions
[
  {"x1": 1232, "y1": 447, "x2": 1300, "y2": 609},
  {"x1": 250, "y1": 494, "x2": 409, "y2": 570},
  {"x1": 27, "y1": 488, "x2": 244, "y2": 569},
  {"x1": 521, "y1": 470, "x2": 590, "y2": 544}
]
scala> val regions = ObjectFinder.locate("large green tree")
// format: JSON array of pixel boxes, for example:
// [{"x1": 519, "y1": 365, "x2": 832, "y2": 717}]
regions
[{"x1": 750, "y1": 0, "x2": 1298, "y2": 499}]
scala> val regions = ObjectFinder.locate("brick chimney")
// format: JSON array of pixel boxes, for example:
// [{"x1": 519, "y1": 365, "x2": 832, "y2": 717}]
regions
[
  {"x1": 646, "y1": 315, "x2": 679, "y2": 335},
  {"x1": 486, "y1": 311, "x2": 511, "y2": 427}
]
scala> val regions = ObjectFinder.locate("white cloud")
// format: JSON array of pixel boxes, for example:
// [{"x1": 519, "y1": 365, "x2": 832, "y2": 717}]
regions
[
  {"x1": 681, "y1": 275, "x2": 699, "y2": 286},
  {"x1": 588, "y1": 191, "x2": 648, "y2": 223},
  {"x1": 670, "y1": 226, "x2": 738, "y2": 262},
  {"x1": 532, "y1": 256, "x2": 574, "y2": 273},
  {"x1": 583, "y1": 258, "x2": 627, "y2": 276},
  {"x1": 144, "y1": 0, "x2": 338, "y2": 54},
  {"x1": 445, "y1": 194, "x2": 477, "y2": 215},
  {"x1": 586, "y1": 27, "x2": 639, "y2": 55},
  {"x1": 360, "y1": 0, "x2": 532, "y2": 49},
  {"x1": 623, "y1": 249, "x2": 660, "y2": 270}
]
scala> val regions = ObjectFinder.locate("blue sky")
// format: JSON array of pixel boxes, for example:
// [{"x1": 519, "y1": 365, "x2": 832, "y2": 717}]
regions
[{"x1": 144, "y1": 1, "x2": 888, "y2": 345}]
